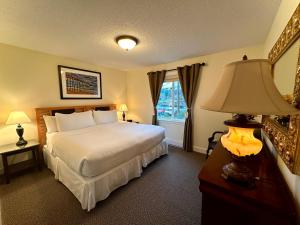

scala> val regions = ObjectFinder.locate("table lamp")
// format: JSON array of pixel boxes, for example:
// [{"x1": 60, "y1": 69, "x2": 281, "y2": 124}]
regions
[
  {"x1": 201, "y1": 56, "x2": 298, "y2": 185},
  {"x1": 6, "y1": 111, "x2": 31, "y2": 146},
  {"x1": 119, "y1": 104, "x2": 128, "y2": 121}
]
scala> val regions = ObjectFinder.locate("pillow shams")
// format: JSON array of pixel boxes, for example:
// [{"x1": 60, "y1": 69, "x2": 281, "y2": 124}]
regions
[
  {"x1": 43, "y1": 115, "x2": 58, "y2": 133},
  {"x1": 93, "y1": 110, "x2": 118, "y2": 124},
  {"x1": 55, "y1": 110, "x2": 96, "y2": 132}
]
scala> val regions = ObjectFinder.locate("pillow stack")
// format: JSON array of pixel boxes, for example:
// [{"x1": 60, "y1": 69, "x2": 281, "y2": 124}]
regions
[
  {"x1": 43, "y1": 115, "x2": 58, "y2": 133},
  {"x1": 55, "y1": 111, "x2": 95, "y2": 132},
  {"x1": 43, "y1": 110, "x2": 119, "y2": 133},
  {"x1": 93, "y1": 110, "x2": 118, "y2": 124}
]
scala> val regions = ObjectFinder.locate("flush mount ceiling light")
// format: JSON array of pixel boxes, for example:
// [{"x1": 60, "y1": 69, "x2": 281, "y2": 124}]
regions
[{"x1": 116, "y1": 35, "x2": 138, "y2": 51}]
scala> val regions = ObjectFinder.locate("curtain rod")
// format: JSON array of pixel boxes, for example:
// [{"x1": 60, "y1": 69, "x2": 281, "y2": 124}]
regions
[{"x1": 165, "y1": 62, "x2": 206, "y2": 72}]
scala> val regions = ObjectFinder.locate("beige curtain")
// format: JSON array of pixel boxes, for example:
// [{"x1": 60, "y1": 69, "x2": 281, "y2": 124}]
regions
[
  {"x1": 147, "y1": 70, "x2": 166, "y2": 125},
  {"x1": 177, "y1": 64, "x2": 202, "y2": 151}
]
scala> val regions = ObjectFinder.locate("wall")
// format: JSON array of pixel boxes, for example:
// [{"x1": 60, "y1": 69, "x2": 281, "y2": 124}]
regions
[
  {"x1": 262, "y1": 0, "x2": 300, "y2": 220},
  {"x1": 159, "y1": 120, "x2": 185, "y2": 148},
  {"x1": 126, "y1": 45, "x2": 263, "y2": 153},
  {"x1": 0, "y1": 43, "x2": 127, "y2": 169}
]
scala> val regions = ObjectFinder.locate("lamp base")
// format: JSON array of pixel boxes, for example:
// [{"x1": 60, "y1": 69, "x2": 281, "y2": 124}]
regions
[
  {"x1": 16, "y1": 124, "x2": 27, "y2": 146},
  {"x1": 222, "y1": 158, "x2": 255, "y2": 187},
  {"x1": 16, "y1": 138, "x2": 28, "y2": 147},
  {"x1": 221, "y1": 114, "x2": 260, "y2": 187}
]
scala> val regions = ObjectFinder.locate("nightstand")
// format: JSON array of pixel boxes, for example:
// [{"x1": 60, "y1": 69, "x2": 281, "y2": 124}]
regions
[{"x1": 0, "y1": 140, "x2": 41, "y2": 184}]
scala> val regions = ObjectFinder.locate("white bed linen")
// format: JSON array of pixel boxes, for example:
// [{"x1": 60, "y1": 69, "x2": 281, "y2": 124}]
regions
[
  {"x1": 47, "y1": 122, "x2": 165, "y2": 177},
  {"x1": 43, "y1": 140, "x2": 168, "y2": 211},
  {"x1": 55, "y1": 111, "x2": 96, "y2": 132}
]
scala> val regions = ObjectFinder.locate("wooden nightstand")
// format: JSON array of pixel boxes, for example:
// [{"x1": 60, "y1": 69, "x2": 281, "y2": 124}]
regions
[{"x1": 0, "y1": 140, "x2": 41, "y2": 184}]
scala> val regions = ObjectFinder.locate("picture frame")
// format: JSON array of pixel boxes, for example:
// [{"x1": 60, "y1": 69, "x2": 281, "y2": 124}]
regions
[{"x1": 58, "y1": 65, "x2": 102, "y2": 99}]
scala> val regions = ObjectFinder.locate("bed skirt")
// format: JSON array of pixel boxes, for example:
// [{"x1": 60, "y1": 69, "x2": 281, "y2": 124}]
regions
[{"x1": 43, "y1": 139, "x2": 168, "y2": 211}]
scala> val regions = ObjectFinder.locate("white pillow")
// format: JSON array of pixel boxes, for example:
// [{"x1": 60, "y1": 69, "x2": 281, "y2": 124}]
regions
[
  {"x1": 55, "y1": 111, "x2": 96, "y2": 132},
  {"x1": 93, "y1": 110, "x2": 118, "y2": 124},
  {"x1": 43, "y1": 115, "x2": 58, "y2": 133}
]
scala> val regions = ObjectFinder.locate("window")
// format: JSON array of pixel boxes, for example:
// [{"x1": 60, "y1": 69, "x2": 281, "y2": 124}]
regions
[{"x1": 157, "y1": 80, "x2": 187, "y2": 121}]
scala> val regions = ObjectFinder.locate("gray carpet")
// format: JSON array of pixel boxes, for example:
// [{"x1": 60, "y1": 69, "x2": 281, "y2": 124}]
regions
[{"x1": 0, "y1": 146, "x2": 206, "y2": 225}]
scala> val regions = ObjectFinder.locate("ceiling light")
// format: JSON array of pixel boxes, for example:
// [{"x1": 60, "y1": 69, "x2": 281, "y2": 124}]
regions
[{"x1": 116, "y1": 35, "x2": 138, "y2": 51}]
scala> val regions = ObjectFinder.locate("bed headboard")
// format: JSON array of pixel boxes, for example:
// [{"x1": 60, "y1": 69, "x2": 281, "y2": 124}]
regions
[{"x1": 35, "y1": 104, "x2": 116, "y2": 149}]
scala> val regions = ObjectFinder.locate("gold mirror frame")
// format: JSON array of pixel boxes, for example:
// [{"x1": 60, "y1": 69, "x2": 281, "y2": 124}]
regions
[{"x1": 263, "y1": 4, "x2": 300, "y2": 174}]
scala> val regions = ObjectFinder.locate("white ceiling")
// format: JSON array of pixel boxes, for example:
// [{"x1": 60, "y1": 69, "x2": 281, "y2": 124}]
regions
[{"x1": 0, "y1": 0, "x2": 280, "y2": 70}]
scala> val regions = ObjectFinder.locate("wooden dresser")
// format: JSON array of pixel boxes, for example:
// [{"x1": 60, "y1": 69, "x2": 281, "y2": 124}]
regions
[{"x1": 198, "y1": 142, "x2": 297, "y2": 225}]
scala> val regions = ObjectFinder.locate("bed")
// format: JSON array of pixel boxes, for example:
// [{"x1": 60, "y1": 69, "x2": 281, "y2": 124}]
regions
[{"x1": 35, "y1": 104, "x2": 168, "y2": 211}]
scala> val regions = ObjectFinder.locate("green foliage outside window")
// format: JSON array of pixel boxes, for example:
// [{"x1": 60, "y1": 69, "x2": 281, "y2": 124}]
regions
[{"x1": 157, "y1": 81, "x2": 187, "y2": 121}]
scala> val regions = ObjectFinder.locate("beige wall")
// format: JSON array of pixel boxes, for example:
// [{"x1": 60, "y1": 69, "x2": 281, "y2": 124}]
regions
[
  {"x1": 126, "y1": 45, "x2": 263, "y2": 152},
  {"x1": 262, "y1": 0, "x2": 300, "y2": 220},
  {"x1": 0, "y1": 43, "x2": 127, "y2": 169}
]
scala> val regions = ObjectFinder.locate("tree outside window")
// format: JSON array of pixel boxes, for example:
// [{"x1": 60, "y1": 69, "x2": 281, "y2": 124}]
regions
[{"x1": 157, "y1": 81, "x2": 187, "y2": 121}]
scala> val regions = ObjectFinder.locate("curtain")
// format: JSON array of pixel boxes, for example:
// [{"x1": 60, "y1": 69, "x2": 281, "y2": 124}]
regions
[
  {"x1": 177, "y1": 64, "x2": 202, "y2": 152},
  {"x1": 147, "y1": 70, "x2": 166, "y2": 125}
]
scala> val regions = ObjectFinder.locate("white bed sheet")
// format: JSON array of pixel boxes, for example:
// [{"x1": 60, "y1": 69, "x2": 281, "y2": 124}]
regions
[
  {"x1": 47, "y1": 122, "x2": 165, "y2": 177},
  {"x1": 43, "y1": 140, "x2": 168, "y2": 211}
]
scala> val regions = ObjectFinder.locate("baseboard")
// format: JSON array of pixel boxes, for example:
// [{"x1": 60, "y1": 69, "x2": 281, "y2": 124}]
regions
[
  {"x1": 193, "y1": 146, "x2": 207, "y2": 155},
  {"x1": 165, "y1": 138, "x2": 183, "y2": 148},
  {"x1": 165, "y1": 138, "x2": 207, "y2": 155}
]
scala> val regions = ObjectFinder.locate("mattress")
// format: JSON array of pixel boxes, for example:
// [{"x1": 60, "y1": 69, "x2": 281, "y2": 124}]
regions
[{"x1": 47, "y1": 122, "x2": 165, "y2": 177}]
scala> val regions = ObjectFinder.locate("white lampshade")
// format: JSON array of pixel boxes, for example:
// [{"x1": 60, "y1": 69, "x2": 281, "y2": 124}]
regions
[
  {"x1": 201, "y1": 59, "x2": 299, "y2": 115},
  {"x1": 119, "y1": 104, "x2": 128, "y2": 112},
  {"x1": 6, "y1": 111, "x2": 31, "y2": 125}
]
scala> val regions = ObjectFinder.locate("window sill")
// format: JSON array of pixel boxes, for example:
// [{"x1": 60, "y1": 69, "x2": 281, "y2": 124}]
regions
[{"x1": 158, "y1": 119, "x2": 185, "y2": 124}]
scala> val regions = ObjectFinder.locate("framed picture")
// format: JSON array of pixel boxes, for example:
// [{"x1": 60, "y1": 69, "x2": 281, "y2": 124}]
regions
[{"x1": 58, "y1": 65, "x2": 102, "y2": 99}]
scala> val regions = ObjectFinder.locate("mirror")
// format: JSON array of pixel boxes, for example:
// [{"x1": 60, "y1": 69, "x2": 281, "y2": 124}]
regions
[
  {"x1": 262, "y1": 3, "x2": 300, "y2": 175},
  {"x1": 274, "y1": 39, "x2": 299, "y2": 96},
  {"x1": 272, "y1": 39, "x2": 300, "y2": 128}
]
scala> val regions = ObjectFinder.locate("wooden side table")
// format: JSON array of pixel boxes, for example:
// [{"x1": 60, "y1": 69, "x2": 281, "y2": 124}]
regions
[
  {"x1": 198, "y1": 141, "x2": 297, "y2": 225},
  {"x1": 0, "y1": 140, "x2": 41, "y2": 184}
]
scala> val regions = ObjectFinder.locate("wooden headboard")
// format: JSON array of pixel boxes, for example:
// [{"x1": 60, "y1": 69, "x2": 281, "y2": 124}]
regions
[{"x1": 35, "y1": 104, "x2": 116, "y2": 149}]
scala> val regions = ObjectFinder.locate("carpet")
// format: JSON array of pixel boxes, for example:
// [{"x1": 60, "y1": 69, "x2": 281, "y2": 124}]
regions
[{"x1": 0, "y1": 146, "x2": 206, "y2": 225}]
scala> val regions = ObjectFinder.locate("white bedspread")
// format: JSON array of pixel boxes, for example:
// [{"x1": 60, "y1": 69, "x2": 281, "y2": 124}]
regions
[{"x1": 47, "y1": 122, "x2": 165, "y2": 177}]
